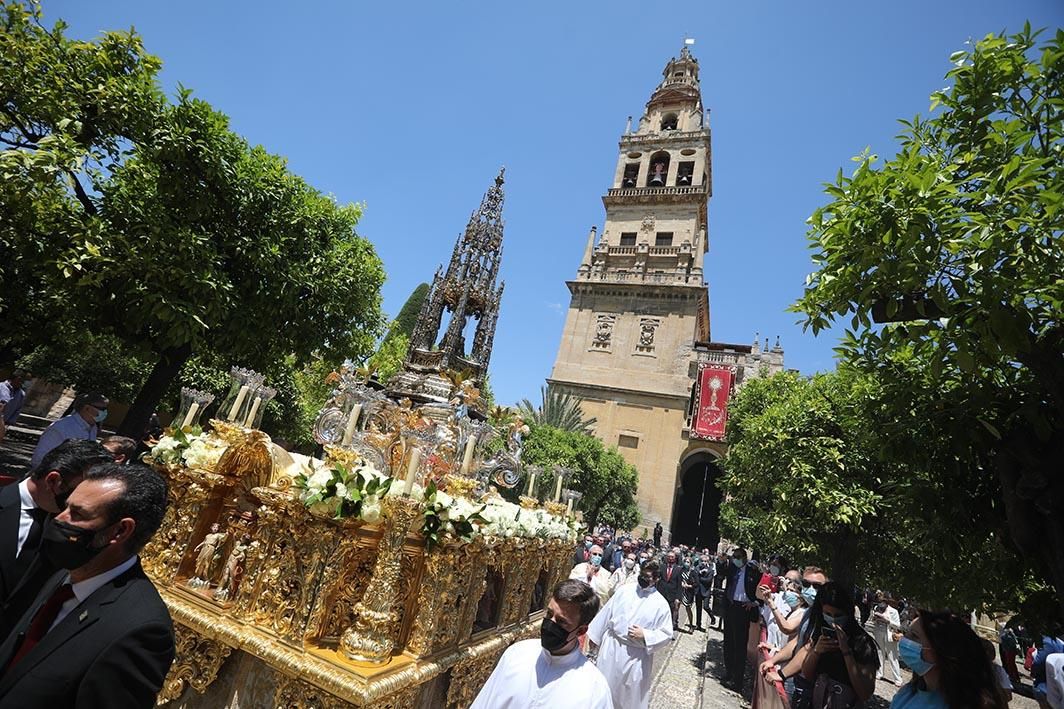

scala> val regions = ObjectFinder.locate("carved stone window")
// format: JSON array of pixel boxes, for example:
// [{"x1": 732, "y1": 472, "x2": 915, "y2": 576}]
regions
[
  {"x1": 655, "y1": 232, "x2": 673, "y2": 247},
  {"x1": 619, "y1": 232, "x2": 637, "y2": 246},
  {"x1": 636, "y1": 317, "x2": 661, "y2": 354},
  {"x1": 591, "y1": 314, "x2": 616, "y2": 350}
]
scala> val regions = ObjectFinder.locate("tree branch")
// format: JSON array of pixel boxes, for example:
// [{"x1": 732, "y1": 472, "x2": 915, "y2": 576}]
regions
[{"x1": 65, "y1": 169, "x2": 98, "y2": 217}]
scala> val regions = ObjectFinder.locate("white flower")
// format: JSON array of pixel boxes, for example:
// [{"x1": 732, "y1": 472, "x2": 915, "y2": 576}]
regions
[
  {"x1": 361, "y1": 501, "x2": 382, "y2": 524},
  {"x1": 435, "y1": 491, "x2": 454, "y2": 509},
  {"x1": 307, "y1": 467, "x2": 333, "y2": 491},
  {"x1": 334, "y1": 482, "x2": 349, "y2": 501}
]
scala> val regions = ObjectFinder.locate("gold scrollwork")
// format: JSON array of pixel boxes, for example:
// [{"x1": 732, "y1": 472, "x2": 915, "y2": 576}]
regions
[{"x1": 156, "y1": 623, "x2": 232, "y2": 704}]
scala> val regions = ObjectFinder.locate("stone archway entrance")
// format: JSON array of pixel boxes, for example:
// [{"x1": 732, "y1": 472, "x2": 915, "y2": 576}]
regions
[{"x1": 668, "y1": 452, "x2": 722, "y2": 550}]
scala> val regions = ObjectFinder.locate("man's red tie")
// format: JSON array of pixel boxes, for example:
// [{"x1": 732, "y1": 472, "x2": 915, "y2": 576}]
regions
[
  {"x1": 4, "y1": 583, "x2": 75, "y2": 673},
  {"x1": 667, "y1": 565, "x2": 673, "y2": 581}
]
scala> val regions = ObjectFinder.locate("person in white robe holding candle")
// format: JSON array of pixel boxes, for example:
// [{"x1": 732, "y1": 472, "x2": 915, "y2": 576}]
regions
[
  {"x1": 588, "y1": 559, "x2": 673, "y2": 709},
  {"x1": 471, "y1": 579, "x2": 613, "y2": 709}
]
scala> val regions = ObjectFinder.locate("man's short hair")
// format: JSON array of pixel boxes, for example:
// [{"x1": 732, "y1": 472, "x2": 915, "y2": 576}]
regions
[
  {"x1": 84, "y1": 463, "x2": 169, "y2": 552},
  {"x1": 101, "y1": 435, "x2": 137, "y2": 462},
  {"x1": 553, "y1": 579, "x2": 600, "y2": 626},
  {"x1": 73, "y1": 391, "x2": 108, "y2": 410},
  {"x1": 30, "y1": 439, "x2": 112, "y2": 482},
  {"x1": 802, "y1": 566, "x2": 827, "y2": 577},
  {"x1": 642, "y1": 559, "x2": 661, "y2": 577}
]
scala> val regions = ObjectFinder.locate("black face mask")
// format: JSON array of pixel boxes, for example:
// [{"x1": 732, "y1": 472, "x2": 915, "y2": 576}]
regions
[
  {"x1": 40, "y1": 518, "x2": 109, "y2": 570},
  {"x1": 540, "y1": 616, "x2": 574, "y2": 653}
]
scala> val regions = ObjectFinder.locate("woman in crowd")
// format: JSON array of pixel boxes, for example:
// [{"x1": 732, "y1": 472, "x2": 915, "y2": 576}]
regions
[
  {"x1": 680, "y1": 558, "x2": 697, "y2": 631},
  {"x1": 872, "y1": 593, "x2": 904, "y2": 685},
  {"x1": 762, "y1": 575, "x2": 804, "y2": 652},
  {"x1": 892, "y1": 610, "x2": 1007, "y2": 708},
  {"x1": 799, "y1": 581, "x2": 879, "y2": 707}
]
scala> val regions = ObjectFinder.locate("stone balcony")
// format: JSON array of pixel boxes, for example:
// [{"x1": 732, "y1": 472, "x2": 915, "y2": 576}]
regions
[
  {"x1": 603, "y1": 183, "x2": 709, "y2": 206},
  {"x1": 619, "y1": 129, "x2": 708, "y2": 146}
]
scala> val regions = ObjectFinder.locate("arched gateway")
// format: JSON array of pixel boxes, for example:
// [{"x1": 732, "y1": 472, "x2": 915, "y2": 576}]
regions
[{"x1": 669, "y1": 451, "x2": 723, "y2": 549}]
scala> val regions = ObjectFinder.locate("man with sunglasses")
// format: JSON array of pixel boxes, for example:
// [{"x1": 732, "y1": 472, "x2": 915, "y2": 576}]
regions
[{"x1": 29, "y1": 392, "x2": 109, "y2": 468}]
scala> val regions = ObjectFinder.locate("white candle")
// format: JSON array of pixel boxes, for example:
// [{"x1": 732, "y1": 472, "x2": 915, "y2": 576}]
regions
[
  {"x1": 460, "y1": 436, "x2": 476, "y2": 474},
  {"x1": 341, "y1": 404, "x2": 362, "y2": 446},
  {"x1": 566, "y1": 498, "x2": 574, "y2": 516},
  {"x1": 403, "y1": 447, "x2": 421, "y2": 496},
  {"x1": 554, "y1": 474, "x2": 564, "y2": 502},
  {"x1": 180, "y1": 402, "x2": 200, "y2": 429},
  {"x1": 227, "y1": 385, "x2": 249, "y2": 421},
  {"x1": 526, "y1": 471, "x2": 537, "y2": 497},
  {"x1": 243, "y1": 397, "x2": 262, "y2": 428}
]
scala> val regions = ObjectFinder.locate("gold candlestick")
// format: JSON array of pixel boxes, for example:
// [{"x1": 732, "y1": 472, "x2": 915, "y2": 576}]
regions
[{"x1": 339, "y1": 495, "x2": 421, "y2": 664}]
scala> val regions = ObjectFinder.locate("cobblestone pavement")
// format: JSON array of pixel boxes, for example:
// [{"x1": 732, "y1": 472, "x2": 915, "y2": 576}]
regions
[{"x1": 647, "y1": 623, "x2": 1039, "y2": 709}]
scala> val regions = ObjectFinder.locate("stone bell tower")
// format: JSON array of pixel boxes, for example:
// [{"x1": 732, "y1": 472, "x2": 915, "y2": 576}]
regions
[{"x1": 549, "y1": 47, "x2": 784, "y2": 543}]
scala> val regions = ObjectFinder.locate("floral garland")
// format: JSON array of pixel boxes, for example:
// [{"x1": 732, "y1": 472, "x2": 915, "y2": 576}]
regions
[
  {"x1": 294, "y1": 458, "x2": 392, "y2": 523},
  {"x1": 421, "y1": 481, "x2": 486, "y2": 550},
  {"x1": 149, "y1": 427, "x2": 227, "y2": 471}
]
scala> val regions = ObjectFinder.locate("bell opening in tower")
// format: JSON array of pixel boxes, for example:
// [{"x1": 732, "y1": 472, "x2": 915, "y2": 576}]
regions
[
  {"x1": 622, "y1": 163, "x2": 640, "y2": 187},
  {"x1": 677, "y1": 161, "x2": 694, "y2": 185},
  {"x1": 646, "y1": 151, "x2": 670, "y2": 186},
  {"x1": 661, "y1": 113, "x2": 678, "y2": 131}
]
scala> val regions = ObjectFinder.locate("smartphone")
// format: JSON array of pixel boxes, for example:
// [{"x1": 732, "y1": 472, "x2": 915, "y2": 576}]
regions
[
  {"x1": 822, "y1": 626, "x2": 836, "y2": 638},
  {"x1": 758, "y1": 572, "x2": 775, "y2": 590}
]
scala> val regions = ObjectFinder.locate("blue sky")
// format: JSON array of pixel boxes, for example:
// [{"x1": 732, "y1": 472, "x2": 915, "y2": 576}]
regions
[{"x1": 50, "y1": 0, "x2": 1063, "y2": 406}]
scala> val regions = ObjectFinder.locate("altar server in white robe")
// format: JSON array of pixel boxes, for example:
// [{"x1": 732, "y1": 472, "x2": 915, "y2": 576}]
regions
[
  {"x1": 587, "y1": 559, "x2": 673, "y2": 709},
  {"x1": 471, "y1": 579, "x2": 614, "y2": 709}
]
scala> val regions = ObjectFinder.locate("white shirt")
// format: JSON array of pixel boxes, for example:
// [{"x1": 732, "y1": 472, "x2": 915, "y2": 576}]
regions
[
  {"x1": 569, "y1": 563, "x2": 613, "y2": 604},
  {"x1": 16, "y1": 479, "x2": 40, "y2": 556},
  {"x1": 587, "y1": 583, "x2": 673, "y2": 709},
  {"x1": 30, "y1": 413, "x2": 97, "y2": 467},
  {"x1": 610, "y1": 563, "x2": 640, "y2": 593},
  {"x1": 470, "y1": 638, "x2": 613, "y2": 709},
  {"x1": 49, "y1": 555, "x2": 138, "y2": 631}
]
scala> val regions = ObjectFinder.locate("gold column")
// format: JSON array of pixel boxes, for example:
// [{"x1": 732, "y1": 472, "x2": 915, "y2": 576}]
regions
[{"x1": 339, "y1": 495, "x2": 421, "y2": 664}]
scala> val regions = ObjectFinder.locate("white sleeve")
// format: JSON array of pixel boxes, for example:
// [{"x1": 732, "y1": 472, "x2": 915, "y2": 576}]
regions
[
  {"x1": 469, "y1": 647, "x2": 510, "y2": 709},
  {"x1": 587, "y1": 591, "x2": 615, "y2": 646},
  {"x1": 642, "y1": 600, "x2": 674, "y2": 652}
]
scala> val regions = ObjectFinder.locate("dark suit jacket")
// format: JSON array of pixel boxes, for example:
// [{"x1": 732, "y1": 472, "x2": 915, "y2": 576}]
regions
[
  {"x1": 0, "y1": 561, "x2": 176, "y2": 708},
  {"x1": 723, "y1": 561, "x2": 762, "y2": 620},
  {"x1": 0, "y1": 484, "x2": 59, "y2": 642},
  {"x1": 656, "y1": 562, "x2": 683, "y2": 602},
  {"x1": 601, "y1": 543, "x2": 618, "y2": 573}
]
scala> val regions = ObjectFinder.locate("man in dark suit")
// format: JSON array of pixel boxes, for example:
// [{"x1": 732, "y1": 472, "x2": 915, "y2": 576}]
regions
[
  {"x1": 600, "y1": 535, "x2": 619, "y2": 573},
  {"x1": 0, "y1": 462, "x2": 175, "y2": 707},
  {"x1": 0, "y1": 439, "x2": 112, "y2": 640},
  {"x1": 722, "y1": 547, "x2": 761, "y2": 692},
  {"x1": 656, "y1": 550, "x2": 683, "y2": 630},
  {"x1": 573, "y1": 534, "x2": 593, "y2": 567}
]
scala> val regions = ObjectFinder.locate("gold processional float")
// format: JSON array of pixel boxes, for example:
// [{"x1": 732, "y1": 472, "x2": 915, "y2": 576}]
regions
[{"x1": 145, "y1": 171, "x2": 582, "y2": 708}]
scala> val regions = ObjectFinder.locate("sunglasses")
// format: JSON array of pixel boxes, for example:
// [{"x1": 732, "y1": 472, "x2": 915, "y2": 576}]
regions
[{"x1": 801, "y1": 579, "x2": 824, "y2": 590}]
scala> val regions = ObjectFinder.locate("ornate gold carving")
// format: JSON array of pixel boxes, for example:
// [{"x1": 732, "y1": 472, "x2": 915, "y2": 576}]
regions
[
  {"x1": 518, "y1": 495, "x2": 539, "y2": 509},
  {"x1": 274, "y1": 674, "x2": 350, "y2": 709},
  {"x1": 216, "y1": 428, "x2": 274, "y2": 492},
  {"x1": 339, "y1": 495, "x2": 421, "y2": 664},
  {"x1": 442, "y1": 473, "x2": 479, "y2": 498},
  {"x1": 157, "y1": 623, "x2": 232, "y2": 704},
  {"x1": 310, "y1": 535, "x2": 377, "y2": 642},
  {"x1": 447, "y1": 645, "x2": 508, "y2": 709},
  {"x1": 543, "y1": 501, "x2": 567, "y2": 517}
]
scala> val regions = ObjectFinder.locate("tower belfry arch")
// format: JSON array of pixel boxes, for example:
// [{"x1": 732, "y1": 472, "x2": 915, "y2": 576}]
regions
[{"x1": 548, "y1": 47, "x2": 785, "y2": 539}]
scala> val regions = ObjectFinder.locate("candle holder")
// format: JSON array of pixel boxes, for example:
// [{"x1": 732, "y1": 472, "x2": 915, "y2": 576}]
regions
[
  {"x1": 242, "y1": 385, "x2": 276, "y2": 430},
  {"x1": 543, "y1": 501, "x2": 567, "y2": 517},
  {"x1": 217, "y1": 367, "x2": 265, "y2": 423},
  {"x1": 173, "y1": 388, "x2": 214, "y2": 431},
  {"x1": 399, "y1": 428, "x2": 434, "y2": 496},
  {"x1": 563, "y1": 489, "x2": 583, "y2": 517},
  {"x1": 518, "y1": 495, "x2": 539, "y2": 510},
  {"x1": 551, "y1": 465, "x2": 572, "y2": 503}
]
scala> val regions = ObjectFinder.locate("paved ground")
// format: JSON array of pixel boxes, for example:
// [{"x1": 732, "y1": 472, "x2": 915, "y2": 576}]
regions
[
  {"x1": 648, "y1": 622, "x2": 1039, "y2": 709},
  {"x1": 0, "y1": 429, "x2": 36, "y2": 479}
]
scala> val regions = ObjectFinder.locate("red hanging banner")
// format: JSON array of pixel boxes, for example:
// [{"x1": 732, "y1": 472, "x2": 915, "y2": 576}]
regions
[{"x1": 691, "y1": 364, "x2": 735, "y2": 441}]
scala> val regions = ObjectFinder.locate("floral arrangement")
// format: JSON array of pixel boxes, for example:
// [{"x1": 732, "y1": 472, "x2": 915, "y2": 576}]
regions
[
  {"x1": 421, "y1": 481, "x2": 486, "y2": 550},
  {"x1": 478, "y1": 497, "x2": 577, "y2": 541},
  {"x1": 294, "y1": 458, "x2": 392, "y2": 523},
  {"x1": 149, "y1": 427, "x2": 227, "y2": 471}
]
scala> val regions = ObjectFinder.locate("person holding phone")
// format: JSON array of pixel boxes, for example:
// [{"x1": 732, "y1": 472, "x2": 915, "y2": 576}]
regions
[{"x1": 799, "y1": 581, "x2": 879, "y2": 707}]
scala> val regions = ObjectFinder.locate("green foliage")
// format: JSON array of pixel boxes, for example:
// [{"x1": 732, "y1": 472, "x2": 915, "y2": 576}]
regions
[
  {"x1": 521, "y1": 424, "x2": 639, "y2": 530},
  {"x1": 793, "y1": 27, "x2": 1064, "y2": 610},
  {"x1": 367, "y1": 325, "x2": 409, "y2": 385},
  {"x1": 518, "y1": 385, "x2": 597, "y2": 434},
  {"x1": 392, "y1": 283, "x2": 429, "y2": 340},
  {"x1": 0, "y1": 2, "x2": 385, "y2": 437},
  {"x1": 720, "y1": 369, "x2": 1036, "y2": 610}
]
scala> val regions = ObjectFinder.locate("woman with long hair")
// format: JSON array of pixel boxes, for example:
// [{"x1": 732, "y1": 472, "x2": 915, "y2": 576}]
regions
[
  {"x1": 892, "y1": 610, "x2": 1008, "y2": 709},
  {"x1": 799, "y1": 581, "x2": 879, "y2": 707}
]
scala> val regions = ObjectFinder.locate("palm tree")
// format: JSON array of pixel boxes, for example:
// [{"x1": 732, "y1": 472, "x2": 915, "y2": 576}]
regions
[{"x1": 518, "y1": 386, "x2": 597, "y2": 434}]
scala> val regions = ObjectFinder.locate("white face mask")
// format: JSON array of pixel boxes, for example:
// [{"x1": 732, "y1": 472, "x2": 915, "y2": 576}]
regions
[{"x1": 624, "y1": 559, "x2": 636, "y2": 570}]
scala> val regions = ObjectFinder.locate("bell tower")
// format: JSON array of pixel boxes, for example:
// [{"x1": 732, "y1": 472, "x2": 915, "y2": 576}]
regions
[{"x1": 549, "y1": 46, "x2": 712, "y2": 532}]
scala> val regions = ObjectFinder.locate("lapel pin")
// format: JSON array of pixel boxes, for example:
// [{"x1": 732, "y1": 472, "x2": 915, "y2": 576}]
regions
[{"x1": 79, "y1": 610, "x2": 88, "y2": 622}]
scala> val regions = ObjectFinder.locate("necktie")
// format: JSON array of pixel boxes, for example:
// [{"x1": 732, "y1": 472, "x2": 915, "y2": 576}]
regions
[
  {"x1": 5, "y1": 582, "x2": 75, "y2": 673},
  {"x1": 15, "y1": 508, "x2": 47, "y2": 576}
]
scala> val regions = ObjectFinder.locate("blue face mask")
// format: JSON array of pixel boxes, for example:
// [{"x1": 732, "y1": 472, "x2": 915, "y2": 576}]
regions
[
  {"x1": 823, "y1": 612, "x2": 846, "y2": 627},
  {"x1": 94, "y1": 408, "x2": 108, "y2": 423},
  {"x1": 732, "y1": 558, "x2": 744, "y2": 568},
  {"x1": 801, "y1": 586, "x2": 818, "y2": 606},
  {"x1": 584, "y1": 540, "x2": 593, "y2": 549},
  {"x1": 899, "y1": 637, "x2": 934, "y2": 675},
  {"x1": 783, "y1": 591, "x2": 800, "y2": 609},
  {"x1": 590, "y1": 554, "x2": 602, "y2": 567}
]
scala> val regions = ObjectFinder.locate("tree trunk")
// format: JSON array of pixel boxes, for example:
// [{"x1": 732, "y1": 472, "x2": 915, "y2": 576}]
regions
[
  {"x1": 117, "y1": 343, "x2": 192, "y2": 439},
  {"x1": 826, "y1": 528, "x2": 858, "y2": 592}
]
